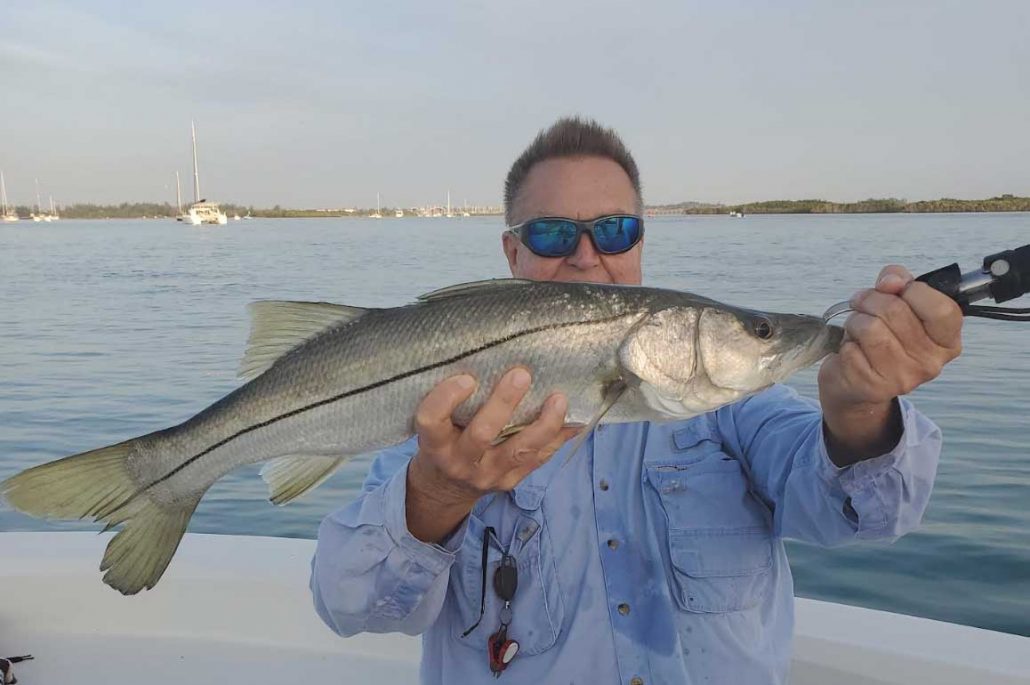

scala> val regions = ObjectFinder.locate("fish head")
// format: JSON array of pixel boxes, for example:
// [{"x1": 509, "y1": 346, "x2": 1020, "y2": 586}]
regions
[
  {"x1": 697, "y1": 308, "x2": 844, "y2": 394},
  {"x1": 618, "y1": 303, "x2": 843, "y2": 418}
]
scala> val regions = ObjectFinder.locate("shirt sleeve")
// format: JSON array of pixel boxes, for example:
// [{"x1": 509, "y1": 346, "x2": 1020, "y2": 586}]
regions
[
  {"x1": 713, "y1": 384, "x2": 942, "y2": 546},
  {"x1": 310, "y1": 437, "x2": 466, "y2": 636}
]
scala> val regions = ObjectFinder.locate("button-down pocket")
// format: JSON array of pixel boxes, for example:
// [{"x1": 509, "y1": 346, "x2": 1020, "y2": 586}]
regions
[
  {"x1": 646, "y1": 422, "x2": 774, "y2": 613},
  {"x1": 449, "y1": 511, "x2": 565, "y2": 655}
]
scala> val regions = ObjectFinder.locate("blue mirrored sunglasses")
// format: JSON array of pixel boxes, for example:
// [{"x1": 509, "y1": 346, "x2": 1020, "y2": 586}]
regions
[{"x1": 508, "y1": 215, "x2": 644, "y2": 258}]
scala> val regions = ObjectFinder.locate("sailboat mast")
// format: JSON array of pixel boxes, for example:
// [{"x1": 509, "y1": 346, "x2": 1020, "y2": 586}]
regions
[
  {"x1": 191, "y1": 121, "x2": 201, "y2": 204},
  {"x1": 176, "y1": 171, "x2": 182, "y2": 214},
  {"x1": 447, "y1": 190, "x2": 451, "y2": 215},
  {"x1": 49, "y1": 195, "x2": 55, "y2": 214},
  {"x1": 377, "y1": 192, "x2": 380, "y2": 213},
  {"x1": 1, "y1": 171, "x2": 8, "y2": 214},
  {"x1": 35, "y1": 178, "x2": 42, "y2": 214}
]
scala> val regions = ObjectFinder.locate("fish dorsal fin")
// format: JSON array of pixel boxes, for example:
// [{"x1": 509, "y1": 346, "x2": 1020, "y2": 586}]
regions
[
  {"x1": 260, "y1": 454, "x2": 349, "y2": 505},
  {"x1": 417, "y1": 278, "x2": 532, "y2": 302},
  {"x1": 240, "y1": 300, "x2": 370, "y2": 380}
]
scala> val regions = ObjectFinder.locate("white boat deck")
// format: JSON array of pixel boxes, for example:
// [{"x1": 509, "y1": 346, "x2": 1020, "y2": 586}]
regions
[{"x1": 2, "y1": 532, "x2": 1028, "y2": 684}]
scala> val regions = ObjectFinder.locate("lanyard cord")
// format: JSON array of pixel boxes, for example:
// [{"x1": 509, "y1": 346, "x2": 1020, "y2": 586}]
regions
[{"x1": 461, "y1": 525, "x2": 495, "y2": 638}]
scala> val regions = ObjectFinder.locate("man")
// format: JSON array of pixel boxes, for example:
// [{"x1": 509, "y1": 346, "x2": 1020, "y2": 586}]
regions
[{"x1": 310, "y1": 117, "x2": 963, "y2": 684}]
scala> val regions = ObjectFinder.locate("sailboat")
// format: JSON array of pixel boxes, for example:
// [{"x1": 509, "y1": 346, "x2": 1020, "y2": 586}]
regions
[
  {"x1": 370, "y1": 192, "x2": 382, "y2": 219},
  {"x1": 184, "y1": 121, "x2": 228, "y2": 226},
  {"x1": 445, "y1": 190, "x2": 453, "y2": 218},
  {"x1": 175, "y1": 171, "x2": 186, "y2": 222},
  {"x1": 1, "y1": 171, "x2": 19, "y2": 222},
  {"x1": 31, "y1": 179, "x2": 46, "y2": 222},
  {"x1": 48, "y1": 195, "x2": 60, "y2": 221},
  {"x1": 462, "y1": 199, "x2": 470, "y2": 217}
]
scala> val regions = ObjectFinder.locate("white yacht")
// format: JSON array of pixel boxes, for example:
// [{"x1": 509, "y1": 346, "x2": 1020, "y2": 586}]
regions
[
  {"x1": 0, "y1": 171, "x2": 18, "y2": 222},
  {"x1": 394, "y1": 209, "x2": 404, "y2": 218},
  {"x1": 370, "y1": 192, "x2": 382, "y2": 219},
  {"x1": 184, "y1": 121, "x2": 228, "y2": 226}
]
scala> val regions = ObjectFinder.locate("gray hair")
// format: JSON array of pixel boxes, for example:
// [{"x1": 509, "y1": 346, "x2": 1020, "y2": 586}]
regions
[{"x1": 503, "y1": 116, "x2": 643, "y2": 225}]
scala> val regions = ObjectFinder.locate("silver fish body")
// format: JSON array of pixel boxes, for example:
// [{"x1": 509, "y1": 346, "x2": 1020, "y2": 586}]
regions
[{"x1": 2, "y1": 279, "x2": 842, "y2": 594}]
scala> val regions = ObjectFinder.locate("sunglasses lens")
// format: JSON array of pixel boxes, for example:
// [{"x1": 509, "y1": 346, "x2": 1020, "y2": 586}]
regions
[
  {"x1": 524, "y1": 220, "x2": 579, "y2": 256},
  {"x1": 592, "y1": 216, "x2": 641, "y2": 254}
]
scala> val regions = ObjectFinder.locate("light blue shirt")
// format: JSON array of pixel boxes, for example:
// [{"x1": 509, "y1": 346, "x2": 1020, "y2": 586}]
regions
[{"x1": 310, "y1": 384, "x2": 941, "y2": 684}]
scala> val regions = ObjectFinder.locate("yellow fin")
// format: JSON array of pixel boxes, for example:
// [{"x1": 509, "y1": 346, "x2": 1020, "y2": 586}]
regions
[
  {"x1": 260, "y1": 454, "x2": 348, "y2": 505},
  {"x1": 240, "y1": 300, "x2": 369, "y2": 381}
]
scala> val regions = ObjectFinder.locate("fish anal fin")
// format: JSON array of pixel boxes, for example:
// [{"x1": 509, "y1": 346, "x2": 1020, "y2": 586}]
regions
[
  {"x1": 240, "y1": 301, "x2": 370, "y2": 381},
  {"x1": 260, "y1": 454, "x2": 347, "y2": 506}
]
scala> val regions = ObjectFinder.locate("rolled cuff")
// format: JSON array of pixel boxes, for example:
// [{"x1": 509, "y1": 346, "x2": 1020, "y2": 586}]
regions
[{"x1": 816, "y1": 397, "x2": 942, "y2": 537}]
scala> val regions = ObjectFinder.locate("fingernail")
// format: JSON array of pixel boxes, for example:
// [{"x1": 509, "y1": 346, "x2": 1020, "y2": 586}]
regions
[
  {"x1": 848, "y1": 290, "x2": 865, "y2": 308},
  {"x1": 877, "y1": 274, "x2": 904, "y2": 289},
  {"x1": 549, "y1": 393, "x2": 568, "y2": 414},
  {"x1": 509, "y1": 367, "x2": 531, "y2": 390},
  {"x1": 455, "y1": 374, "x2": 476, "y2": 390}
]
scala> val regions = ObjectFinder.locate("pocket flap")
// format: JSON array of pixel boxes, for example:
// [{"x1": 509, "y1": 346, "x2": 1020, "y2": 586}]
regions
[
  {"x1": 672, "y1": 420, "x2": 715, "y2": 451},
  {"x1": 668, "y1": 528, "x2": 772, "y2": 578}
]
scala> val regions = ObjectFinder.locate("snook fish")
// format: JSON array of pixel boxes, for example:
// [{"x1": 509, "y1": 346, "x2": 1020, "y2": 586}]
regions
[{"x1": 2, "y1": 279, "x2": 843, "y2": 594}]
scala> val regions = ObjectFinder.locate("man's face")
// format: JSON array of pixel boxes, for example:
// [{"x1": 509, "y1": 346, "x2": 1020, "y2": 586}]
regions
[{"x1": 502, "y1": 156, "x2": 643, "y2": 285}]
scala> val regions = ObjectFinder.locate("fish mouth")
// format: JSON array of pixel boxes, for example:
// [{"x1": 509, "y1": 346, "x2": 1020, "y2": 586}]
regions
[{"x1": 768, "y1": 316, "x2": 844, "y2": 375}]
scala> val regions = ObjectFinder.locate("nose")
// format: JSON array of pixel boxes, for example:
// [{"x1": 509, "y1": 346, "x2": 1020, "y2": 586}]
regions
[{"x1": 566, "y1": 233, "x2": 601, "y2": 270}]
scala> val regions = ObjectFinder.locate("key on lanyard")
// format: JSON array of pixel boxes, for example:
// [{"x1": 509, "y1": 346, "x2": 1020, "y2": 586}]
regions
[{"x1": 488, "y1": 554, "x2": 520, "y2": 677}]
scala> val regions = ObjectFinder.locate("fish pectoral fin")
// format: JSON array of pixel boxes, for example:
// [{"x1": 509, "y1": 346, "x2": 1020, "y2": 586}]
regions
[
  {"x1": 260, "y1": 454, "x2": 348, "y2": 505},
  {"x1": 491, "y1": 423, "x2": 529, "y2": 445},
  {"x1": 561, "y1": 380, "x2": 628, "y2": 468},
  {"x1": 240, "y1": 301, "x2": 372, "y2": 381}
]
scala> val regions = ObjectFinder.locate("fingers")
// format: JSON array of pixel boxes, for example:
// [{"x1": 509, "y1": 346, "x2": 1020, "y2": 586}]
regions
[
  {"x1": 831, "y1": 264, "x2": 964, "y2": 403},
  {"x1": 850, "y1": 289, "x2": 941, "y2": 373},
  {"x1": 900, "y1": 282, "x2": 964, "y2": 352},
  {"x1": 842, "y1": 313, "x2": 919, "y2": 395},
  {"x1": 485, "y1": 393, "x2": 569, "y2": 472},
  {"x1": 414, "y1": 374, "x2": 477, "y2": 451},
  {"x1": 874, "y1": 265, "x2": 914, "y2": 294},
  {"x1": 455, "y1": 367, "x2": 532, "y2": 456}
]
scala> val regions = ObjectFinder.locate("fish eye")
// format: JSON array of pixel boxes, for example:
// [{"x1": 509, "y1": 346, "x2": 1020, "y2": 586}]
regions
[{"x1": 752, "y1": 318, "x2": 774, "y2": 340}]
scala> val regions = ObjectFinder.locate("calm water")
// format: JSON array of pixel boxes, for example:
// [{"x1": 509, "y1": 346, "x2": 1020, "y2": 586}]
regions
[{"x1": 1, "y1": 214, "x2": 1028, "y2": 636}]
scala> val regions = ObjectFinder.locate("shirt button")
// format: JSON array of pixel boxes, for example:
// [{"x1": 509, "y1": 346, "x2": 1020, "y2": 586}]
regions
[
  {"x1": 630, "y1": 678, "x2": 644, "y2": 685},
  {"x1": 617, "y1": 603, "x2": 630, "y2": 615},
  {"x1": 607, "y1": 538, "x2": 619, "y2": 550},
  {"x1": 599, "y1": 479, "x2": 609, "y2": 491}
]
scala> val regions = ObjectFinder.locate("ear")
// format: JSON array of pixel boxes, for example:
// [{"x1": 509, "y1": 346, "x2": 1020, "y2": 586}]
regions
[{"x1": 501, "y1": 231, "x2": 520, "y2": 276}]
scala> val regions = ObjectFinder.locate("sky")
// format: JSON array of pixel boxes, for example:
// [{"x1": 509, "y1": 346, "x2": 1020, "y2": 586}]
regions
[{"x1": 2, "y1": 0, "x2": 1029, "y2": 208}]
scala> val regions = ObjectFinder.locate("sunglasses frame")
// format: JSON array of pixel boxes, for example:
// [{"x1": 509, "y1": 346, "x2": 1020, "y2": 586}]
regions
[{"x1": 507, "y1": 214, "x2": 644, "y2": 258}]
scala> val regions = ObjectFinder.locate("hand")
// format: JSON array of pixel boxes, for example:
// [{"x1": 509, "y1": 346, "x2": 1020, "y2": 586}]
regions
[
  {"x1": 818, "y1": 265, "x2": 963, "y2": 463},
  {"x1": 405, "y1": 368, "x2": 579, "y2": 542}
]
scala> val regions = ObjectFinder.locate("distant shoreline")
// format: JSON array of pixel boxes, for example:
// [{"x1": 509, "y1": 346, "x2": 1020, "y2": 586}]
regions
[
  {"x1": 650, "y1": 195, "x2": 1030, "y2": 216},
  {"x1": 5, "y1": 194, "x2": 1029, "y2": 220}
]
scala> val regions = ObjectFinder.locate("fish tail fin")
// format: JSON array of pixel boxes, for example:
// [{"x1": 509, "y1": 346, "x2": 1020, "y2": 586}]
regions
[
  {"x1": 2, "y1": 440, "x2": 138, "y2": 521},
  {"x1": 1, "y1": 438, "x2": 202, "y2": 594}
]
